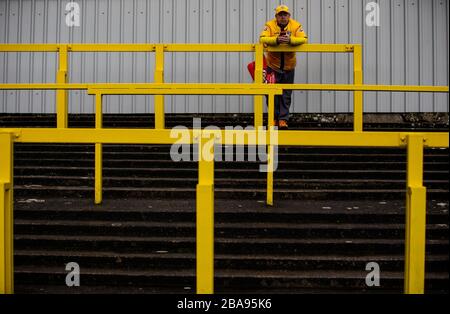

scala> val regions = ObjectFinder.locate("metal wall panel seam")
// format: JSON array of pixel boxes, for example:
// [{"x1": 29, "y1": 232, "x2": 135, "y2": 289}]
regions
[
  {"x1": 44, "y1": 0, "x2": 49, "y2": 113},
  {"x1": 29, "y1": 0, "x2": 34, "y2": 113},
  {"x1": 373, "y1": 0, "x2": 378, "y2": 112},
  {"x1": 225, "y1": 0, "x2": 229, "y2": 114},
  {"x1": 0, "y1": 2, "x2": 5, "y2": 112},
  {"x1": 54, "y1": 0, "x2": 61, "y2": 114},
  {"x1": 32, "y1": 0, "x2": 37, "y2": 113},
  {"x1": 145, "y1": 0, "x2": 148, "y2": 113},
  {"x1": 431, "y1": 0, "x2": 435, "y2": 112},
  {"x1": 305, "y1": 0, "x2": 309, "y2": 112},
  {"x1": 418, "y1": 0, "x2": 422, "y2": 111},
  {"x1": 200, "y1": 0, "x2": 204, "y2": 113},
  {"x1": 333, "y1": 0, "x2": 337, "y2": 113},
  {"x1": 132, "y1": 0, "x2": 136, "y2": 113},
  {"x1": 320, "y1": 0, "x2": 322, "y2": 113},
  {"x1": 403, "y1": 0, "x2": 407, "y2": 112},
  {"x1": 4, "y1": 0, "x2": 9, "y2": 112},
  {"x1": 107, "y1": 0, "x2": 111, "y2": 113},
  {"x1": 94, "y1": 0, "x2": 98, "y2": 112},
  {"x1": 211, "y1": 0, "x2": 215, "y2": 114},
  {"x1": 16, "y1": 0, "x2": 22, "y2": 113},
  {"x1": 388, "y1": 0, "x2": 394, "y2": 113},
  {"x1": 433, "y1": 0, "x2": 448, "y2": 111},
  {"x1": 119, "y1": 0, "x2": 123, "y2": 114}
]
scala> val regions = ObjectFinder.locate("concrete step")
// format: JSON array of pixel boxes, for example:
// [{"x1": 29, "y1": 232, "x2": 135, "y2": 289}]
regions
[
  {"x1": 13, "y1": 198, "x2": 448, "y2": 224},
  {"x1": 13, "y1": 158, "x2": 449, "y2": 171},
  {"x1": 12, "y1": 186, "x2": 449, "y2": 200},
  {"x1": 2, "y1": 113, "x2": 448, "y2": 132},
  {"x1": 13, "y1": 150, "x2": 450, "y2": 162},
  {"x1": 14, "y1": 250, "x2": 449, "y2": 272},
  {"x1": 10, "y1": 184, "x2": 449, "y2": 294},
  {"x1": 13, "y1": 266, "x2": 449, "y2": 292},
  {"x1": 13, "y1": 166, "x2": 449, "y2": 179},
  {"x1": 14, "y1": 234, "x2": 449, "y2": 255},
  {"x1": 12, "y1": 143, "x2": 450, "y2": 155},
  {"x1": 12, "y1": 176, "x2": 449, "y2": 190},
  {"x1": 13, "y1": 218, "x2": 449, "y2": 239}
]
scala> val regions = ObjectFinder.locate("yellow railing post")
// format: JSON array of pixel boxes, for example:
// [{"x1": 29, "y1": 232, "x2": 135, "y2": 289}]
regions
[
  {"x1": 254, "y1": 44, "x2": 264, "y2": 128},
  {"x1": 0, "y1": 132, "x2": 14, "y2": 294},
  {"x1": 154, "y1": 45, "x2": 165, "y2": 129},
  {"x1": 353, "y1": 45, "x2": 363, "y2": 132},
  {"x1": 57, "y1": 45, "x2": 69, "y2": 129},
  {"x1": 266, "y1": 92, "x2": 275, "y2": 206},
  {"x1": 404, "y1": 134, "x2": 427, "y2": 294},
  {"x1": 196, "y1": 132, "x2": 215, "y2": 294},
  {"x1": 95, "y1": 93, "x2": 103, "y2": 205}
]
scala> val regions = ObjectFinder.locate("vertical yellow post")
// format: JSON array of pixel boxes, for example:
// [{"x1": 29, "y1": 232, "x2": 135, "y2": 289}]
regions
[
  {"x1": 353, "y1": 45, "x2": 363, "y2": 132},
  {"x1": 196, "y1": 133, "x2": 214, "y2": 294},
  {"x1": 154, "y1": 45, "x2": 165, "y2": 129},
  {"x1": 0, "y1": 132, "x2": 14, "y2": 294},
  {"x1": 57, "y1": 45, "x2": 69, "y2": 129},
  {"x1": 254, "y1": 44, "x2": 264, "y2": 128},
  {"x1": 266, "y1": 93, "x2": 275, "y2": 206},
  {"x1": 404, "y1": 134, "x2": 426, "y2": 294},
  {"x1": 95, "y1": 93, "x2": 103, "y2": 205}
]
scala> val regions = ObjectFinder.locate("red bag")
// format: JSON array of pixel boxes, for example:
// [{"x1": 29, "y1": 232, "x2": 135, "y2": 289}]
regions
[{"x1": 247, "y1": 58, "x2": 276, "y2": 84}]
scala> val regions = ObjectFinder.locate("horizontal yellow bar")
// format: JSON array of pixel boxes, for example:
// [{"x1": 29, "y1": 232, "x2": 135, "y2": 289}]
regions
[
  {"x1": 0, "y1": 44, "x2": 60, "y2": 51},
  {"x1": 0, "y1": 44, "x2": 155, "y2": 52},
  {"x1": 0, "y1": 83, "x2": 280, "y2": 91},
  {"x1": 165, "y1": 44, "x2": 256, "y2": 52},
  {"x1": 3, "y1": 128, "x2": 190, "y2": 145},
  {"x1": 88, "y1": 88, "x2": 282, "y2": 96},
  {"x1": 1, "y1": 83, "x2": 447, "y2": 93},
  {"x1": 0, "y1": 44, "x2": 355, "y2": 53},
  {"x1": 90, "y1": 83, "x2": 277, "y2": 90},
  {"x1": 0, "y1": 84, "x2": 89, "y2": 90},
  {"x1": 69, "y1": 44, "x2": 155, "y2": 52},
  {"x1": 1, "y1": 128, "x2": 447, "y2": 148},
  {"x1": 0, "y1": 43, "x2": 256, "y2": 52},
  {"x1": 281, "y1": 84, "x2": 449, "y2": 93},
  {"x1": 277, "y1": 131, "x2": 449, "y2": 148},
  {"x1": 266, "y1": 44, "x2": 356, "y2": 53},
  {"x1": 0, "y1": 83, "x2": 280, "y2": 90}
]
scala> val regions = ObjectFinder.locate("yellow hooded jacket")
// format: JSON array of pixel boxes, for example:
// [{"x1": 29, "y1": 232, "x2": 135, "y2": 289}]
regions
[{"x1": 259, "y1": 18, "x2": 308, "y2": 72}]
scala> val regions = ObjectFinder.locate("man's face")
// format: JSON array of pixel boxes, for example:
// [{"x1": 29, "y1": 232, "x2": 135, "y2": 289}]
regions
[{"x1": 276, "y1": 12, "x2": 290, "y2": 27}]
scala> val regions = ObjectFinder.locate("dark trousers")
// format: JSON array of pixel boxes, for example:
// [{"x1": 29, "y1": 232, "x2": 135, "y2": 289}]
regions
[{"x1": 266, "y1": 67, "x2": 295, "y2": 121}]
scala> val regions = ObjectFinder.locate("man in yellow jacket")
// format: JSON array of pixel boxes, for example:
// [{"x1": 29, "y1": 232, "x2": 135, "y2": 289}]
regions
[{"x1": 260, "y1": 5, "x2": 308, "y2": 129}]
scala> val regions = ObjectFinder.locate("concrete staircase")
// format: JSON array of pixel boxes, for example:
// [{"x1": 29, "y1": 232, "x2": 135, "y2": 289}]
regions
[{"x1": 1, "y1": 113, "x2": 448, "y2": 294}]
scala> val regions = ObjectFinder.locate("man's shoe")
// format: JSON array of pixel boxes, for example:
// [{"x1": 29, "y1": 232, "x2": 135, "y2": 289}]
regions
[{"x1": 278, "y1": 120, "x2": 288, "y2": 129}]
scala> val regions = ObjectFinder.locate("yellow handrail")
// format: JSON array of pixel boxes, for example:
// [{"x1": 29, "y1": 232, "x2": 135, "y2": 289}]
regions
[
  {"x1": 2, "y1": 43, "x2": 447, "y2": 131},
  {"x1": 0, "y1": 43, "x2": 449, "y2": 296}
]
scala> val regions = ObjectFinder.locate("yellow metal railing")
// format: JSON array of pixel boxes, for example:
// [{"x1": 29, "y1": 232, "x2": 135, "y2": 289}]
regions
[
  {"x1": 0, "y1": 43, "x2": 449, "y2": 295},
  {"x1": 1, "y1": 43, "x2": 446, "y2": 131}
]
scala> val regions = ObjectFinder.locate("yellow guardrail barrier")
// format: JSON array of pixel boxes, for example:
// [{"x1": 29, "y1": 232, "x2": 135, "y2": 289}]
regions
[{"x1": 0, "y1": 43, "x2": 449, "y2": 295}]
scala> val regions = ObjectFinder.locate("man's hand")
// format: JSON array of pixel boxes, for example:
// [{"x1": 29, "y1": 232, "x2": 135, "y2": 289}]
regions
[{"x1": 277, "y1": 34, "x2": 290, "y2": 44}]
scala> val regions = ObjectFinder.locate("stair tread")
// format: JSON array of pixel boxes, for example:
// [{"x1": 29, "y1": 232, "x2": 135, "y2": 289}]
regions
[
  {"x1": 13, "y1": 185, "x2": 450, "y2": 194},
  {"x1": 13, "y1": 198, "x2": 448, "y2": 214},
  {"x1": 13, "y1": 266, "x2": 449, "y2": 279},
  {"x1": 14, "y1": 234, "x2": 450, "y2": 245},
  {"x1": 13, "y1": 175, "x2": 450, "y2": 184},
  {"x1": 14, "y1": 249, "x2": 450, "y2": 262},
  {"x1": 15, "y1": 165, "x2": 448, "y2": 173},
  {"x1": 13, "y1": 219, "x2": 449, "y2": 230}
]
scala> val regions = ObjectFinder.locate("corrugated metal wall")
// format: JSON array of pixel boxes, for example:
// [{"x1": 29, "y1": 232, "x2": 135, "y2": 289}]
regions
[{"x1": 0, "y1": 0, "x2": 448, "y2": 114}]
